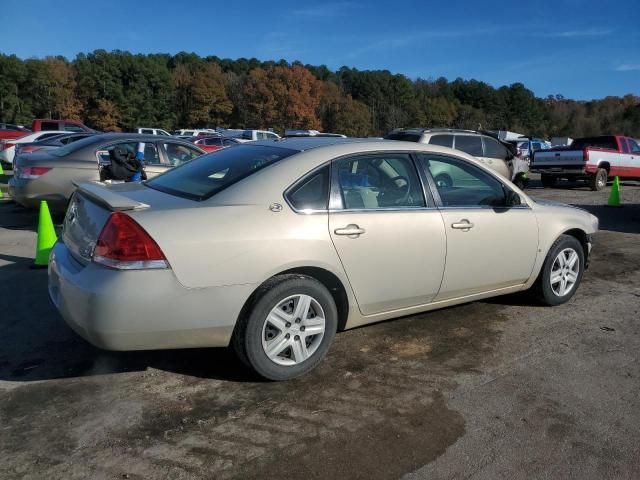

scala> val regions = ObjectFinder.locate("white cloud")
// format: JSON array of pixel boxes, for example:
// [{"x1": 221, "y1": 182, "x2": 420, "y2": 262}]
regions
[
  {"x1": 615, "y1": 64, "x2": 640, "y2": 71},
  {"x1": 292, "y1": 2, "x2": 358, "y2": 17},
  {"x1": 542, "y1": 28, "x2": 612, "y2": 38}
]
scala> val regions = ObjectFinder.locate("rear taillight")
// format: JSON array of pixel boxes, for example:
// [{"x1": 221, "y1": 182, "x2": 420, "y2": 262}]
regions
[
  {"x1": 93, "y1": 212, "x2": 168, "y2": 270},
  {"x1": 19, "y1": 166, "x2": 52, "y2": 179},
  {"x1": 20, "y1": 146, "x2": 40, "y2": 154},
  {"x1": 0, "y1": 142, "x2": 15, "y2": 151},
  {"x1": 583, "y1": 148, "x2": 590, "y2": 163}
]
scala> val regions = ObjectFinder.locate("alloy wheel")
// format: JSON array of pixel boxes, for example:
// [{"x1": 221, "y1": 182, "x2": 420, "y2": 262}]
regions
[
  {"x1": 261, "y1": 294, "x2": 326, "y2": 366},
  {"x1": 550, "y1": 248, "x2": 580, "y2": 297}
]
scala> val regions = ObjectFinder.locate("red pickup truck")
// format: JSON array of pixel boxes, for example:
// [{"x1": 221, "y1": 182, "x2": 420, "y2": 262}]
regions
[
  {"x1": 0, "y1": 119, "x2": 94, "y2": 141},
  {"x1": 31, "y1": 119, "x2": 93, "y2": 133},
  {"x1": 531, "y1": 135, "x2": 640, "y2": 190}
]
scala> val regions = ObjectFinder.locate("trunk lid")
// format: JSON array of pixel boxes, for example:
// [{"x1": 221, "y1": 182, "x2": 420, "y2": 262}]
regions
[{"x1": 62, "y1": 181, "x2": 194, "y2": 264}]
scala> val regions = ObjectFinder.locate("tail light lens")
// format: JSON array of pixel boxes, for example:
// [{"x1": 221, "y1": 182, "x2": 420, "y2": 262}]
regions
[
  {"x1": 583, "y1": 148, "x2": 590, "y2": 163},
  {"x1": 19, "y1": 166, "x2": 52, "y2": 179},
  {"x1": 0, "y1": 142, "x2": 15, "y2": 151},
  {"x1": 94, "y1": 212, "x2": 168, "y2": 270},
  {"x1": 20, "y1": 145, "x2": 40, "y2": 154}
]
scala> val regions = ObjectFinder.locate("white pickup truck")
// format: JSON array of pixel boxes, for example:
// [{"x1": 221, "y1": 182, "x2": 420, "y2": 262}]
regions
[{"x1": 531, "y1": 135, "x2": 640, "y2": 190}]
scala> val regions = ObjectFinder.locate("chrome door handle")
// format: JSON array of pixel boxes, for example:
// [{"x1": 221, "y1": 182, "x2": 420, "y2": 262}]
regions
[
  {"x1": 334, "y1": 224, "x2": 366, "y2": 237},
  {"x1": 451, "y1": 219, "x2": 474, "y2": 231}
]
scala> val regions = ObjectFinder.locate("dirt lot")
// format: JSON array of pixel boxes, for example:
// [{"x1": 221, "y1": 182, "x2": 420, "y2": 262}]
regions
[{"x1": 1, "y1": 176, "x2": 639, "y2": 480}]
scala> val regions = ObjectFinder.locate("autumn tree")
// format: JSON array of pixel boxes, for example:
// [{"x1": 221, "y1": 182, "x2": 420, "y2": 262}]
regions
[
  {"x1": 244, "y1": 65, "x2": 323, "y2": 131},
  {"x1": 86, "y1": 99, "x2": 121, "y2": 131}
]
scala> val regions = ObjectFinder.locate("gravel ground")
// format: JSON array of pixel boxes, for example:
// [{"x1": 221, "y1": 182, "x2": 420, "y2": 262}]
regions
[{"x1": 0, "y1": 176, "x2": 639, "y2": 480}]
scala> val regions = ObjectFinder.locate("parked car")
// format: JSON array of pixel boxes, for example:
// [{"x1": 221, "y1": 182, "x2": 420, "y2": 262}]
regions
[
  {"x1": 48, "y1": 138, "x2": 598, "y2": 381},
  {"x1": 219, "y1": 129, "x2": 281, "y2": 142},
  {"x1": 0, "y1": 131, "x2": 65, "y2": 165},
  {"x1": 15, "y1": 132, "x2": 96, "y2": 155},
  {"x1": 31, "y1": 119, "x2": 94, "y2": 133},
  {"x1": 284, "y1": 129, "x2": 346, "y2": 138},
  {"x1": 172, "y1": 129, "x2": 217, "y2": 137},
  {"x1": 514, "y1": 138, "x2": 551, "y2": 158},
  {"x1": 189, "y1": 136, "x2": 241, "y2": 152},
  {"x1": 530, "y1": 135, "x2": 640, "y2": 190},
  {"x1": 10, "y1": 133, "x2": 205, "y2": 212},
  {"x1": 135, "y1": 127, "x2": 172, "y2": 136},
  {"x1": 0, "y1": 123, "x2": 30, "y2": 132},
  {"x1": 385, "y1": 128, "x2": 529, "y2": 187}
]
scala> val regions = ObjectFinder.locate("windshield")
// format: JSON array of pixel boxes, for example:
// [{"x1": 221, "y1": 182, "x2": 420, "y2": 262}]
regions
[
  {"x1": 146, "y1": 144, "x2": 297, "y2": 200},
  {"x1": 50, "y1": 135, "x2": 102, "y2": 156}
]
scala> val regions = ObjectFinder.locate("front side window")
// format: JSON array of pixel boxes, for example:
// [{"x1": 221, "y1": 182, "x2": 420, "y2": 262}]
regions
[
  {"x1": 162, "y1": 142, "x2": 202, "y2": 166},
  {"x1": 429, "y1": 134, "x2": 454, "y2": 148},
  {"x1": 333, "y1": 153, "x2": 425, "y2": 210},
  {"x1": 205, "y1": 137, "x2": 222, "y2": 146},
  {"x1": 483, "y1": 137, "x2": 509, "y2": 159},
  {"x1": 286, "y1": 165, "x2": 330, "y2": 211},
  {"x1": 147, "y1": 144, "x2": 297, "y2": 200},
  {"x1": 418, "y1": 154, "x2": 517, "y2": 208},
  {"x1": 141, "y1": 129, "x2": 153, "y2": 135},
  {"x1": 454, "y1": 135, "x2": 483, "y2": 157},
  {"x1": 628, "y1": 138, "x2": 640, "y2": 153}
]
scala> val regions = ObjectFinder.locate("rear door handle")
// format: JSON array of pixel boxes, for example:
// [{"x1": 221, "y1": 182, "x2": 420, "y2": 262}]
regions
[
  {"x1": 334, "y1": 224, "x2": 366, "y2": 237},
  {"x1": 451, "y1": 219, "x2": 474, "y2": 231}
]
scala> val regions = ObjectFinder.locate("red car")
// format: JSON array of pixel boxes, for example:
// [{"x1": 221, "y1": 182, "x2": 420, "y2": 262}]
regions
[
  {"x1": 189, "y1": 135, "x2": 240, "y2": 152},
  {"x1": 0, "y1": 123, "x2": 30, "y2": 141}
]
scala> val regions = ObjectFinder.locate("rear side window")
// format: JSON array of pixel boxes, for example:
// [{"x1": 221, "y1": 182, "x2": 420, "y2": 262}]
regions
[
  {"x1": 147, "y1": 145, "x2": 297, "y2": 200},
  {"x1": 454, "y1": 135, "x2": 483, "y2": 157},
  {"x1": 483, "y1": 137, "x2": 509, "y2": 159},
  {"x1": 429, "y1": 134, "x2": 454, "y2": 148},
  {"x1": 42, "y1": 121, "x2": 59, "y2": 130},
  {"x1": 572, "y1": 136, "x2": 618, "y2": 150},
  {"x1": 286, "y1": 165, "x2": 330, "y2": 211}
]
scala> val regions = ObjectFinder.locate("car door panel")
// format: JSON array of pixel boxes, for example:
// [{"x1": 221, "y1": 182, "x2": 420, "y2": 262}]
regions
[
  {"x1": 436, "y1": 209, "x2": 538, "y2": 300},
  {"x1": 417, "y1": 153, "x2": 539, "y2": 301},
  {"x1": 327, "y1": 152, "x2": 447, "y2": 316},
  {"x1": 329, "y1": 210, "x2": 447, "y2": 315}
]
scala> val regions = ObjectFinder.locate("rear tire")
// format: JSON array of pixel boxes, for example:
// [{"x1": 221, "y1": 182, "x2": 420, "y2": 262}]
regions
[
  {"x1": 589, "y1": 168, "x2": 607, "y2": 191},
  {"x1": 541, "y1": 174, "x2": 557, "y2": 188},
  {"x1": 532, "y1": 235, "x2": 584, "y2": 306},
  {"x1": 232, "y1": 274, "x2": 337, "y2": 381}
]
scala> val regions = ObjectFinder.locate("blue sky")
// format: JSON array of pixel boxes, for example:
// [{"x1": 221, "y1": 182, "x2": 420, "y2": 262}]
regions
[{"x1": 1, "y1": 0, "x2": 639, "y2": 100}]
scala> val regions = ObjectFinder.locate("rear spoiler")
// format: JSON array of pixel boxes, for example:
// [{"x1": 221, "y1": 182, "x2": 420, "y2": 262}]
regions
[{"x1": 73, "y1": 181, "x2": 150, "y2": 211}]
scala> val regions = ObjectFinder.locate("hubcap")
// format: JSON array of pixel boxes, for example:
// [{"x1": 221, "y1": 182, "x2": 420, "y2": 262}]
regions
[
  {"x1": 261, "y1": 294, "x2": 326, "y2": 366},
  {"x1": 550, "y1": 248, "x2": 580, "y2": 297}
]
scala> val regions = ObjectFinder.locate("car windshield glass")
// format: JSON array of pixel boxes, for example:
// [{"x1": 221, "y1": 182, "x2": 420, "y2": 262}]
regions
[
  {"x1": 50, "y1": 135, "x2": 102, "y2": 157},
  {"x1": 146, "y1": 145, "x2": 297, "y2": 200}
]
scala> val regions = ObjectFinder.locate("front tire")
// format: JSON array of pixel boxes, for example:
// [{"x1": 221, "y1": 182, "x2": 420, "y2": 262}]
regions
[
  {"x1": 232, "y1": 274, "x2": 338, "y2": 381},
  {"x1": 533, "y1": 235, "x2": 584, "y2": 306},
  {"x1": 589, "y1": 168, "x2": 607, "y2": 191}
]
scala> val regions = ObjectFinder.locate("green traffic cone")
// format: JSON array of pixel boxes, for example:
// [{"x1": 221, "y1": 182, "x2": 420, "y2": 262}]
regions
[
  {"x1": 34, "y1": 200, "x2": 58, "y2": 266},
  {"x1": 0, "y1": 162, "x2": 4, "y2": 175},
  {"x1": 607, "y1": 176, "x2": 621, "y2": 207}
]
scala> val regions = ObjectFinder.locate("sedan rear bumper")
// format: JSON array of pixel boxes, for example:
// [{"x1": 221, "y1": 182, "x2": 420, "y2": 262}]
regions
[
  {"x1": 48, "y1": 241, "x2": 255, "y2": 351},
  {"x1": 12, "y1": 177, "x2": 70, "y2": 211}
]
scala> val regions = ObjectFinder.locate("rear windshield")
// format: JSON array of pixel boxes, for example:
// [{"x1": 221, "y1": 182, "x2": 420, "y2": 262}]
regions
[
  {"x1": 146, "y1": 144, "x2": 297, "y2": 200},
  {"x1": 50, "y1": 135, "x2": 102, "y2": 156},
  {"x1": 572, "y1": 136, "x2": 618, "y2": 150}
]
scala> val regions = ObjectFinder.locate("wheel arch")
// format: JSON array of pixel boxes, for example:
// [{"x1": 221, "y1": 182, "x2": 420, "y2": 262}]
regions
[
  {"x1": 236, "y1": 266, "x2": 351, "y2": 334},
  {"x1": 598, "y1": 161, "x2": 610, "y2": 172},
  {"x1": 561, "y1": 228, "x2": 589, "y2": 259}
]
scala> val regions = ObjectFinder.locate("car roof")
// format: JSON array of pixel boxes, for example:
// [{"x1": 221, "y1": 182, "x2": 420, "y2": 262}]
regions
[
  {"x1": 87, "y1": 132, "x2": 194, "y2": 143},
  {"x1": 249, "y1": 137, "x2": 379, "y2": 151}
]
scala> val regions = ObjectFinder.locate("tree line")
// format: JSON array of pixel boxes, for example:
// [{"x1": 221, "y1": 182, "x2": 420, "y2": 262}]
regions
[{"x1": 0, "y1": 50, "x2": 638, "y2": 138}]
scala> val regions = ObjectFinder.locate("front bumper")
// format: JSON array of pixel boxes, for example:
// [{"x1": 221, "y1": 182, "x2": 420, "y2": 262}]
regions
[{"x1": 48, "y1": 241, "x2": 254, "y2": 351}]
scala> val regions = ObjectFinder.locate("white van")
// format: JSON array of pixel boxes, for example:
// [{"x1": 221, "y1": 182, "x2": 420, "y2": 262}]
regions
[{"x1": 135, "y1": 128, "x2": 171, "y2": 136}]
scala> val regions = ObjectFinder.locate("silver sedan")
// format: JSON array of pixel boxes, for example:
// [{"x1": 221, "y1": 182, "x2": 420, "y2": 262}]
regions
[{"x1": 49, "y1": 138, "x2": 598, "y2": 380}]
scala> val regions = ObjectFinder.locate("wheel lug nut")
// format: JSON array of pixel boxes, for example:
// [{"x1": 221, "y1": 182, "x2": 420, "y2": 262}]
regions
[
  {"x1": 285, "y1": 322, "x2": 291, "y2": 328},
  {"x1": 295, "y1": 318, "x2": 301, "y2": 323},
  {"x1": 294, "y1": 335, "x2": 300, "y2": 340},
  {"x1": 300, "y1": 326, "x2": 305, "y2": 332},
  {"x1": 285, "y1": 333, "x2": 290, "y2": 339}
]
